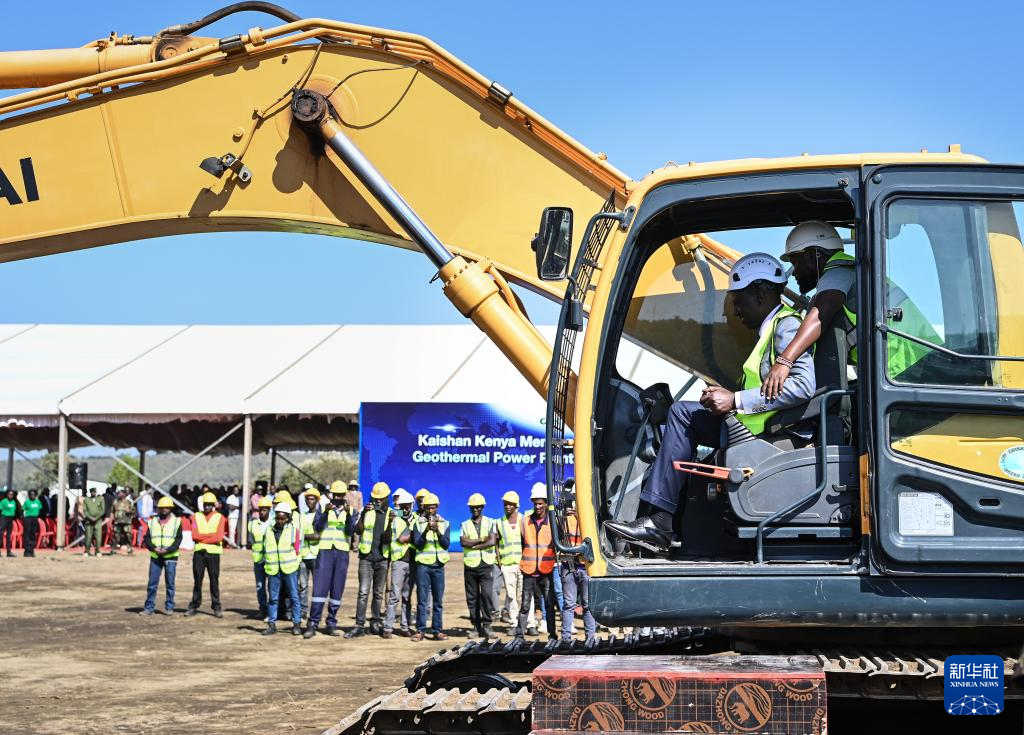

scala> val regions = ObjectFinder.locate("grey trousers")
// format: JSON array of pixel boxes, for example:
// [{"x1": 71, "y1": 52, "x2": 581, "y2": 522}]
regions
[
  {"x1": 298, "y1": 557, "x2": 316, "y2": 619},
  {"x1": 384, "y1": 559, "x2": 413, "y2": 632},
  {"x1": 355, "y1": 556, "x2": 389, "y2": 627},
  {"x1": 560, "y1": 562, "x2": 597, "y2": 639}
]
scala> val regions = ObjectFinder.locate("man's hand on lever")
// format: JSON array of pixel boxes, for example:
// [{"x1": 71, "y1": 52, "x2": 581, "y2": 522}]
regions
[{"x1": 699, "y1": 386, "x2": 735, "y2": 416}]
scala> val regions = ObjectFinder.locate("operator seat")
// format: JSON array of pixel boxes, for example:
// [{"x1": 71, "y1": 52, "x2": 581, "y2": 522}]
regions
[{"x1": 715, "y1": 312, "x2": 858, "y2": 539}]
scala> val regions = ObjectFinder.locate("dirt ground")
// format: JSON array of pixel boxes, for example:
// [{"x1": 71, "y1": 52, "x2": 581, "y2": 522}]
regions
[{"x1": 0, "y1": 548, "x2": 504, "y2": 735}]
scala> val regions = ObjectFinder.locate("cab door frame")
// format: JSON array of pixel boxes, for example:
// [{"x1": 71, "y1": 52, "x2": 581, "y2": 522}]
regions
[{"x1": 864, "y1": 164, "x2": 1024, "y2": 576}]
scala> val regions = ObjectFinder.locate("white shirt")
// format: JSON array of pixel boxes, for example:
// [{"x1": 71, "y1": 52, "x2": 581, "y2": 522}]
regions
[
  {"x1": 733, "y1": 304, "x2": 783, "y2": 412},
  {"x1": 226, "y1": 494, "x2": 241, "y2": 518}
]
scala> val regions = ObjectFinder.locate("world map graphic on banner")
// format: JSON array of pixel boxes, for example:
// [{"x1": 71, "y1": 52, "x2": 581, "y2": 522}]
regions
[{"x1": 359, "y1": 402, "x2": 572, "y2": 551}]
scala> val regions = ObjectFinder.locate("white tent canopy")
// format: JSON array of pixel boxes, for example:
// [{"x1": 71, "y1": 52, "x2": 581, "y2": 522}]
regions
[{"x1": 0, "y1": 323, "x2": 691, "y2": 453}]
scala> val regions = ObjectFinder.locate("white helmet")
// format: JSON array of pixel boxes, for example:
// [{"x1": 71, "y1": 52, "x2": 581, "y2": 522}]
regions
[
  {"x1": 782, "y1": 220, "x2": 843, "y2": 261},
  {"x1": 394, "y1": 489, "x2": 414, "y2": 506},
  {"x1": 273, "y1": 502, "x2": 292, "y2": 514},
  {"x1": 530, "y1": 482, "x2": 548, "y2": 501},
  {"x1": 727, "y1": 253, "x2": 787, "y2": 292}
]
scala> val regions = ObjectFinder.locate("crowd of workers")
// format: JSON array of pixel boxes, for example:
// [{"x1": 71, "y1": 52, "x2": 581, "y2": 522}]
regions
[{"x1": 141, "y1": 477, "x2": 597, "y2": 643}]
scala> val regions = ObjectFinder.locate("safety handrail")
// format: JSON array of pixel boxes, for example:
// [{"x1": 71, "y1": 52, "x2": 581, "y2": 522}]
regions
[{"x1": 754, "y1": 388, "x2": 855, "y2": 563}]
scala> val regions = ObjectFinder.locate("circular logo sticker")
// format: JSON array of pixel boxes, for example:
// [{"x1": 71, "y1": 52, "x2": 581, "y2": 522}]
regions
[
  {"x1": 536, "y1": 675, "x2": 574, "y2": 701},
  {"x1": 716, "y1": 683, "x2": 773, "y2": 732},
  {"x1": 569, "y1": 702, "x2": 625, "y2": 732},
  {"x1": 999, "y1": 445, "x2": 1024, "y2": 481},
  {"x1": 621, "y1": 677, "x2": 677, "y2": 720}
]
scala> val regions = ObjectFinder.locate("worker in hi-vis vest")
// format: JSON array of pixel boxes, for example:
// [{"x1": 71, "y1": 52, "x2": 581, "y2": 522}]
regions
[
  {"x1": 558, "y1": 479, "x2": 597, "y2": 644},
  {"x1": 461, "y1": 493, "x2": 498, "y2": 641},
  {"x1": 305, "y1": 480, "x2": 355, "y2": 638},
  {"x1": 762, "y1": 220, "x2": 942, "y2": 399},
  {"x1": 298, "y1": 486, "x2": 322, "y2": 621},
  {"x1": 606, "y1": 253, "x2": 816, "y2": 553},
  {"x1": 347, "y1": 482, "x2": 393, "y2": 638},
  {"x1": 186, "y1": 491, "x2": 228, "y2": 618},
  {"x1": 262, "y1": 502, "x2": 303, "y2": 636},
  {"x1": 495, "y1": 490, "x2": 524, "y2": 627},
  {"x1": 516, "y1": 483, "x2": 558, "y2": 640},
  {"x1": 410, "y1": 492, "x2": 450, "y2": 641},
  {"x1": 382, "y1": 489, "x2": 416, "y2": 638},
  {"x1": 248, "y1": 497, "x2": 273, "y2": 622},
  {"x1": 141, "y1": 496, "x2": 183, "y2": 615}
]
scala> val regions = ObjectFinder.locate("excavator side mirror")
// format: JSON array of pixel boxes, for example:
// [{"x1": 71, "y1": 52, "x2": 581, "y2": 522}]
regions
[{"x1": 531, "y1": 207, "x2": 573, "y2": 281}]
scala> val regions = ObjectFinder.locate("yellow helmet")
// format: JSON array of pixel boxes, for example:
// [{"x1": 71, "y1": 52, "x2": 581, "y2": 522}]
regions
[
  {"x1": 415, "y1": 488, "x2": 429, "y2": 500},
  {"x1": 303, "y1": 487, "x2": 321, "y2": 499},
  {"x1": 370, "y1": 482, "x2": 391, "y2": 500},
  {"x1": 273, "y1": 491, "x2": 297, "y2": 509},
  {"x1": 157, "y1": 496, "x2": 174, "y2": 509},
  {"x1": 257, "y1": 497, "x2": 273, "y2": 509},
  {"x1": 423, "y1": 492, "x2": 440, "y2": 507},
  {"x1": 501, "y1": 491, "x2": 520, "y2": 505},
  {"x1": 200, "y1": 491, "x2": 217, "y2": 505},
  {"x1": 467, "y1": 492, "x2": 486, "y2": 507},
  {"x1": 330, "y1": 480, "x2": 347, "y2": 495}
]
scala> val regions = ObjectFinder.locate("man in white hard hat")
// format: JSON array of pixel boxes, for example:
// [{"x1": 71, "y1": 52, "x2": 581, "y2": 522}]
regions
[
  {"x1": 495, "y1": 490, "x2": 524, "y2": 627},
  {"x1": 382, "y1": 489, "x2": 416, "y2": 638},
  {"x1": 762, "y1": 220, "x2": 939, "y2": 399},
  {"x1": 606, "y1": 253, "x2": 816, "y2": 552}
]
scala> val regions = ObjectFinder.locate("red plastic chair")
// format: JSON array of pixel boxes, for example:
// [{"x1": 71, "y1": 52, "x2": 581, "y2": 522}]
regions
[{"x1": 11, "y1": 519, "x2": 23, "y2": 549}]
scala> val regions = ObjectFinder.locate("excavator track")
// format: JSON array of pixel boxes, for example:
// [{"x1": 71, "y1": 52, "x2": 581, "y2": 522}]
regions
[{"x1": 323, "y1": 639, "x2": 1024, "y2": 735}]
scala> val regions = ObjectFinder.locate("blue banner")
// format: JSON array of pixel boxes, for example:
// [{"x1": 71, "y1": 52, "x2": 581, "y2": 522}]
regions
[{"x1": 359, "y1": 402, "x2": 571, "y2": 550}]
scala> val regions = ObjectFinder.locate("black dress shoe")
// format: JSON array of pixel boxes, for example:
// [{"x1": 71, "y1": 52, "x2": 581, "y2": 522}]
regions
[{"x1": 604, "y1": 516, "x2": 672, "y2": 552}]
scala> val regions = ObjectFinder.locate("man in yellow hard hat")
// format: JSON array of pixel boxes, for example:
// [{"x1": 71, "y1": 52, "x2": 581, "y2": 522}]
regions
[
  {"x1": 495, "y1": 490, "x2": 524, "y2": 628},
  {"x1": 414, "y1": 488, "x2": 429, "y2": 518},
  {"x1": 461, "y1": 493, "x2": 498, "y2": 640},
  {"x1": 262, "y1": 502, "x2": 303, "y2": 636},
  {"x1": 140, "y1": 496, "x2": 182, "y2": 615},
  {"x1": 248, "y1": 496, "x2": 274, "y2": 621},
  {"x1": 185, "y1": 491, "x2": 227, "y2": 618},
  {"x1": 305, "y1": 480, "x2": 355, "y2": 638},
  {"x1": 347, "y1": 481, "x2": 393, "y2": 638},
  {"x1": 298, "y1": 486, "x2": 322, "y2": 622},
  {"x1": 410, "y1": 492, "x2": 450, "y2": 641}
]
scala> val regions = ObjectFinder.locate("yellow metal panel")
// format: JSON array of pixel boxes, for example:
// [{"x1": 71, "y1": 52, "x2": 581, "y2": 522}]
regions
[
  {"x1": 989, "y1": 231, "x2": 1024, "y2": 388},
  {"x1": 891, "y1": 413, "x2": 1024, "y2": 484}
]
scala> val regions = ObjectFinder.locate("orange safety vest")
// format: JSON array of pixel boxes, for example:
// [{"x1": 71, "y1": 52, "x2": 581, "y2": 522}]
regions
[{"x1": 520, "y1": 513, "x2": 556, "y2": 575}]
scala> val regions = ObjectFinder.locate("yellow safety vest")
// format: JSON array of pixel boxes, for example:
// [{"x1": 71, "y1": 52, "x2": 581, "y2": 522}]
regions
[
  {"x1": 263, "y1": 523, "x2": 300, "y2": 576},
  {"x1": 248, "y1": 517, "x2": 269, "y2": 562},
  {"x1": 735, "y1": 305, "x2": 803, "y2": 436},
  {"x1": 496, "y1": 514, "x2": 523, "y2": 566},
  {"x1": 193, "y1": 511, "x2": 225, "y2": 555},
  {"x1": 461, "y1": 516, "x2": 497, "y2": 567},
  {"x1": 300, "y1": 512, "x2": 320, "y2": 560},
  {"x1": 388, "y1": 514, "x2": 413, "y2": 561},
  {"x1": 148, "y1": 516, "x2": 181, "y2": 560},
  {"x1": 358, "y1": 507, "x2": 392, "y2": 556},
  {"x1": 319, "y1": 507, "x2": 351, "y2": 551},
  {"x1": 413, "y1": 516, "x2": 450, "y2": 565}
]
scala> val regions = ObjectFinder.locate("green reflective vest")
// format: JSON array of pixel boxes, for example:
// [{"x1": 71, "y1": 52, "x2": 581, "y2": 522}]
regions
[
  {"x1": 300, "y1": 512, "x2": 320, "y2": 560},
  {"x1": 823, "y1": 252, "x2": 941, "y2": 378},
  {"x1": 358, "y1": 507, "x2": 392, "y2": 556},
  {"x1": 496, "y1": 514, "x2": 523, "y2": 566},
  {"x1": 319, "y1": 507, "x2": 351, "y2": 551},
  {"x1": 461, "y1": 516, "x2": 496, "y2": 567},
  {"x1": 413, "y1": 516, "x2": 450, "y2": 565},
  {"x1": 148, "y1": 515, "x2": 181, "y2": 560},
  {"x1": 249, "y1": 517, "x2": 269, "y2": 562},
  {"x1": 736, "y1": 305, "x2": 804, "y2": 436},
  {"x1": 263, "y1": 523, "x2": 300, "y2": 575},
  {"x1": 388, "y1": 513, "x2": 412, "y2": 561}
]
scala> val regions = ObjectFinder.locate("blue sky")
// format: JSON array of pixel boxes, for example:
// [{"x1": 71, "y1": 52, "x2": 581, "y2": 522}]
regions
[{"x1": 1, "y1": 1, "x2": 1022, "y2": 325}]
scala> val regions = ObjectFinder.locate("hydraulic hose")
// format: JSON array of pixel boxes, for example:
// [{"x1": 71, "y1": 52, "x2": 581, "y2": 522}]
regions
[{"x1": 157, "y1": 2, "x2": 341, "y2": 44}]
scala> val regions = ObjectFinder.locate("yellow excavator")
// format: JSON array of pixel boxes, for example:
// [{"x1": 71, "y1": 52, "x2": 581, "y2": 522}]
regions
[{"x1": 2, "y1": 5, "x2": 1023, "y2": 732}]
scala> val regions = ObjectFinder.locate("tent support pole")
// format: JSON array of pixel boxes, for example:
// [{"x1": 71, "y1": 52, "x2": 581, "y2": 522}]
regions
[
  {"x1": 269, "y1": 448, "x2": 277, "y2": 486},
  {"x1": 153, "y1": 421, "x2": 244, "y2": 488},
  {"x1": 65, "y1": 420, "x2": 238, "y2": 547},
  {"x1": 275, "y1": 451, "x2": 320, "y2": 485},
  {"x1": 5, "y1": 446, "x2": 12, "y2": 492},
  {"x1": 137, "y1": 449, "x2": 146, "y2": 495},
  {"x1": 241, "y1": 415, "x2": 252, "y2": 548},
  {"x1": 56, "y1": 415, "x2": 68, "y2": 550}
]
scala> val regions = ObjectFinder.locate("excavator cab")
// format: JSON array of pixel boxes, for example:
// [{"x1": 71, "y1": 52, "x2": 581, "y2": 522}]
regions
[{"x1": 551, "y1": 161, "x2": 1024, "y2": 627}]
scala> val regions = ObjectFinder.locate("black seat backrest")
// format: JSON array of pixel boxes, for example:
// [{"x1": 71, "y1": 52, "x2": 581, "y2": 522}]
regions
[{"x1": 813, "y1": 311, "x2": 848, "y2": 393}]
